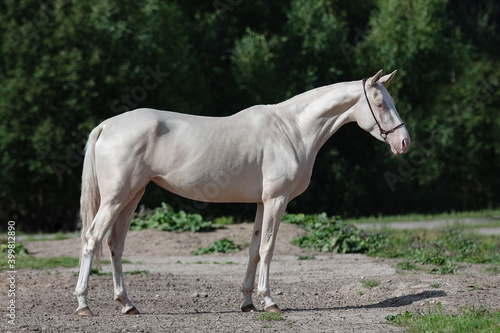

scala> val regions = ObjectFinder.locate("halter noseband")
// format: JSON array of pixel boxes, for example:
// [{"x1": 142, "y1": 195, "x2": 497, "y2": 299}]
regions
[{"x1": 362, "y1": 78, "x2": 405, "y2": 139}]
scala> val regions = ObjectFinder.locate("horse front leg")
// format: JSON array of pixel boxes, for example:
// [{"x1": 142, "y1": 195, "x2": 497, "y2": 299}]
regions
[
  {"x1": 257, "y1": 196, "x2": 287, "y2": 313},
  {"x1": 240, "y1": 203, "x2": 264, "y2": 312}
]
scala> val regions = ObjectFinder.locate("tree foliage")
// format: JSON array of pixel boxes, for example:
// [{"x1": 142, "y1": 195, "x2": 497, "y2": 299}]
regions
[{"x1": 1, "y1": 0, "x2": 499, "y2": 231}]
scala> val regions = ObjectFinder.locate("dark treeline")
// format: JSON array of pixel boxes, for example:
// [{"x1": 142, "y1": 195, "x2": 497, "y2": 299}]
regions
[{"x1": 1, "y1": 0, "x2": 499, "y2": 231}]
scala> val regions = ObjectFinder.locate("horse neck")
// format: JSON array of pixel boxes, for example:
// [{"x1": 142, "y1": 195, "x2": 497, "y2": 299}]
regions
[{"x1": 278, "y1": 80, "x2": 361, "y2": 155}]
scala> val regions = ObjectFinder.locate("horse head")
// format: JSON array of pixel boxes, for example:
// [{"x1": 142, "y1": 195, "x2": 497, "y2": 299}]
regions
[{"x1": 356, "y1": 69, "x2": 410, "y2": 155}]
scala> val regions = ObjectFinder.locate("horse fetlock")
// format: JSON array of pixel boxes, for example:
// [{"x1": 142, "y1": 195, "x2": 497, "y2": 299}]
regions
[
  {"x1": 257, "y1": 287, "x2": 270, "y2": 298},
  {"x1": 74, "y1": 287, "x2": 88, "y2": 298}
]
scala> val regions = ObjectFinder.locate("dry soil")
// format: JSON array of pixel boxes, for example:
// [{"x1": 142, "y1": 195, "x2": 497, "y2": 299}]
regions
[{"x1": 1, "y1": 222, "x2": 499, "y2": 332}]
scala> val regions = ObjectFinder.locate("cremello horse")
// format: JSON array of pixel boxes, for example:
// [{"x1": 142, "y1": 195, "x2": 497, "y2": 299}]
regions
[{"x1": 75, "y1": 70, "x2": 410, "y2": 315}]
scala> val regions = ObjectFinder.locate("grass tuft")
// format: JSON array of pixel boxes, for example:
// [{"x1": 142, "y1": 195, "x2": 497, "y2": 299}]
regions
[
  {"x1": 191, "y1": 238, "x2": 241, "y2": 255},
  {"x1": 397, "y1": 260, "x2": 418, "y2": 271},
  {"x1": 386, "y1": 302, "x2": 500, "y2": 333},
  {"x1": 361, "y1": 279, "x2": 380, "y2": 288}
]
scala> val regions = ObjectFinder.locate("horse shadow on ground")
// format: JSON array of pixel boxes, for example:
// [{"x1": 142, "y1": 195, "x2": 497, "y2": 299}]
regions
[
  {"x1": 283, "y1": 290, "x2": 447, "y2": 313},
  {"x1": 151, "y1": 290, "x2": 447, "y2": 315}
]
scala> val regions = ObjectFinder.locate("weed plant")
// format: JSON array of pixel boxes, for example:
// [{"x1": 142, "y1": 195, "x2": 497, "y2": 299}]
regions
[
  {"x1": 282, "y1": 213, "x2": 500, "y2": 274},
  {"x1": 130, "y1": 203, "x2": 224, "y2": 232},
  {"x1": 386, "y1": 302, "x2": 500, "y2": 332},
  {"x1": 191, "y1": 238, "x2": 241, "y2": 255},
  {"x1": 283, "y1": 213, "x2": 387, "y2": 253},
  {"x1": 361, "y1": 279, "x2": 380, "y2": 288}
]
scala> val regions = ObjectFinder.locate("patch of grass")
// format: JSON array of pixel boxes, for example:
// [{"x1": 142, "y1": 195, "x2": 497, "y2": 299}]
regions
[
  {"x1": 485, "y1": 265, "x2": 500, "y2": 275},
  {"x1": 347, "y1": 209, "x2": 500, "y2": 224},
  {"x1": 213, "y1": 216, "x2": 235, "y2": 225},
  {"x1": 24, "y1": 232, "x2": 75, "y2": 242},
  {"x1": 213, "y1": 261, "x2": 237, "y2": 265},
  {"x1": 297, "y1": 255, "x2": 316, "y2": 260},
  {"x1": 370, "y1": 227, "x2": 499, "y2": 274},
  {"x1": 124, "y1": 269, "x2": 150, "y2": 275},
  {"x1": 283, "y1": 213, "x2": 389, "y2": 254},
  {"x1": 283, "y1": 213, "x2": 499, "y2": 275},
  {"x1": 361, "y1": 279, "x2": 380, "y2": 288},
  {"x1": 130, "y1": 203, "x2": 224, "y2": 232},
  {"x1": 1, "y1": 254, "x2": 79, "y2": 272},
  {"x1": 358, "y1": 290, "x2": 365, "y2": 296},
  {"x1": 427, "y1": 258, "x2": 459, "y2": 275},
  {"x1": 191, "y1": 238, "x2": 241, "y2": 255},
  {"x1": 283, "y1": 211, "x2": 500, "y2": 277},
  {"x1": 468, "y1": 283, "x2": 484, "y2": 291},
  {"x1": 386, "y1": 302, "x2": 500, "y2": 332},
  {"x1": 0, "y1": 240, "x2": 28, "y2": 255},
  {"x1": 257, "y1": 312, "x2": 284, "y2": 321},
  {"x1": 430, "y1": 283, "x2": 440, "y2": 288},
  {"x1": 75, "y1": 267, "x2": 112, "y2": 276},
  {"x1": 397, "y1": 260, "x2": 418, "y2": 270}
]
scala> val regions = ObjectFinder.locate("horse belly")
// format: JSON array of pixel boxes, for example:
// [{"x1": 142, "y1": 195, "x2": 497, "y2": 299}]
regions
[{"x1": 152, "y1": 165, "x2": 264, "y2": 203}]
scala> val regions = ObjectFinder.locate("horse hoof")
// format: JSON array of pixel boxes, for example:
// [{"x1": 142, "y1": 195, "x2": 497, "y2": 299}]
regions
[
  {"x1": 264, "y1": 304, "x2": 281, "y2": 313},
  {"x1": 124, "y1": 306, "x2": 140, "y2": 315},
  {"x1": 241, "y1": 304, "x2": 258, "y2": 312},
  {"x1": 76, "y1": 307, "x2": 93, "y2": 316}
]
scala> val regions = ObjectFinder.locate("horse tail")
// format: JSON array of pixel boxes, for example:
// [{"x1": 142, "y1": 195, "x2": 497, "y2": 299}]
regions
[{"x1": 80, "y1": 125, "x2": 103, "y2": 268}]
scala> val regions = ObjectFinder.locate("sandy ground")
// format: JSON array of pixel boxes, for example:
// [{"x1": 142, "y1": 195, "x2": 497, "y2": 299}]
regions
[{"x1": 1, "y1": 222, "x2": 499, "y2": 332}]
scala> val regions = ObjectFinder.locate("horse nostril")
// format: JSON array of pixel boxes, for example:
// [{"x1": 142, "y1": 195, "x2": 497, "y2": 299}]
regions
[{"x1": 402, "y1": 138, "x2": 408, "y2": 150}]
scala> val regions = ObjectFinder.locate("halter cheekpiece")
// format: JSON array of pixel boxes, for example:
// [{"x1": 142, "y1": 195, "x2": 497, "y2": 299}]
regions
[{"x1": 362, "y1": 78, "x2": 405, "y2": 139}]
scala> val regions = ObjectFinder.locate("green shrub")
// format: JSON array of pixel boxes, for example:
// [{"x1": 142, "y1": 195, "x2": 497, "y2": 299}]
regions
[
  {"x1": 191, "y1": 238, "x2": 241, "y2": 255},
  {"x1": 130, "y1": 203, "x2": 224, "y2": 232},
  {"x1": 284, "y1": 213, "x2": 500, "y2": 275},
  {"x1": 0, "y1": 240, "x2": 28, "y2": 255},
  {"x1": 213, "y1": 216, "x2": 235, "y2": 225},
  {"x1": 283, "y1": 213, "x2": 390, "y2": 254}
]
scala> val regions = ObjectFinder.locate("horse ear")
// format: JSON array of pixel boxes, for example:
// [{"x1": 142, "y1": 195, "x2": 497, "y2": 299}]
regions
[
  {"x1": 367, "y1": 69, "x2": 383, "y2": 87},
  {"x1": 379, "y1": 70, "x2": 397, "y2": 86}
]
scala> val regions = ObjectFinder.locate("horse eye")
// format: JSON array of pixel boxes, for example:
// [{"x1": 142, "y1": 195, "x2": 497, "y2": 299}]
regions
[{"x1": 376, "y1": 103, "x2": 383, "y2": 109}]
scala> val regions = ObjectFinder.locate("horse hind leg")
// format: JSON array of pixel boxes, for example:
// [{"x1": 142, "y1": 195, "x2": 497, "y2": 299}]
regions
[
  {"x1": 106, "y1": 187, "x2": 146, "y2": 314},
  {"x1": 75, "y1": 201, "x2": 125, "y2": 315}
]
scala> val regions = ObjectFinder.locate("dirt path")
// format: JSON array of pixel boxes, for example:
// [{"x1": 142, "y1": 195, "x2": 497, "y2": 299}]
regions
[
  {"x1": 360, "y1": 217, "x2": 500, "y2": 235},
  {"x1": 2, "y1": 222, "x2": 499, "y2": 332}
]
